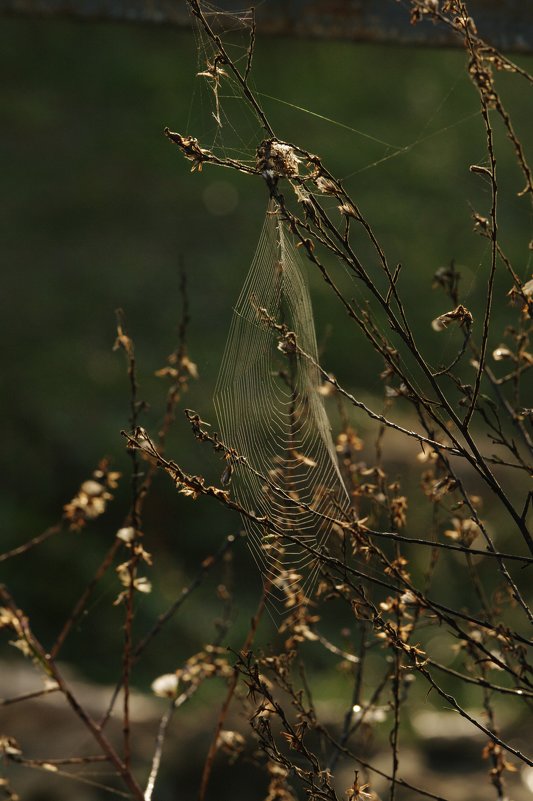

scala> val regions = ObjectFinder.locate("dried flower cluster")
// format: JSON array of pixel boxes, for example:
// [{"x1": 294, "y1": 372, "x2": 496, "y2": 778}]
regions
[{"x1": 63, "y1": 459, "x2": 120, "y2": 531}]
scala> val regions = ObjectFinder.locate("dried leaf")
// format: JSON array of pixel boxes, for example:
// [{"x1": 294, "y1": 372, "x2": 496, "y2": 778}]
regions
[{"x1": 432, "y1": 304, "x2": 473, "y2": 332}]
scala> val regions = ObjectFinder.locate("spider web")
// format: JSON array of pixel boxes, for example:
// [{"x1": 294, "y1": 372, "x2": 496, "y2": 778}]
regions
[
  {"x1": 214, "y1": 200, "x2": 350, "y2": 614},
  {"x1": 187, "y1": 1, "x2": 491, "y2": 374},
  {"x1": 188, "y1": 2, "x2": 484, "y2": 185},
  {"x1": 188, "y1": 1, "x2": 526, "y2": 608},
  {"x1": 187, "y1": 2, "x2": 263, "y2": 166}
]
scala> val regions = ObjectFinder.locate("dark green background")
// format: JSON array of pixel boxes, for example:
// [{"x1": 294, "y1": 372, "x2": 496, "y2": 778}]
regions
[{"x1": 1, "y1": 14, "x2": 531, "y2": 800}]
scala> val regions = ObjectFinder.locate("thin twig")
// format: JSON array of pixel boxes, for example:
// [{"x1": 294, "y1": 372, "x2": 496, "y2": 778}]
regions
[{"x1": 144, "y1": 698, "x2": 176, "y2": 801}]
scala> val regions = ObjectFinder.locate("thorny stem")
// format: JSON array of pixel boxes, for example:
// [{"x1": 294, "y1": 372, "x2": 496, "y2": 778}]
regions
[
  {"x1": 389, "y1": 633, "x2": 401, "y2": 800},
  {"x1": 240, "y1": 650, "x2": 452, "y2": 801},
  {"x1": 99, "y1": 274, "x2": 197, "y2": 735},
  {"x1": 144, "y1": 418, "x2": 533, "y2": 656},
  {"x1": 410, "y1": 0, "x2": 533, "y2": 89},
  {"x1": 124, "y1": 429, "x2": 533, "y2": 676},
  {"x1": 176, "y1": 421, "x2": 533, "y2": 654},
  {"x1": 418, "y1": 663, "x2": 532, "y2": 765},
  {"x1": 99, "y1": 533, "x2": 238, "y2": 730},
  {"x1": 428, "y1": 658, "x2": 533, "y2": 699},
  {"x1": 0, "y1": 584, "x2": 146, "y2": 800},
  {"x1": 115, "y1": 308, "x2": 142, "y2": 772},
  {"x1": 462, "y1": 20, "x2": 498, "y2": 429}
]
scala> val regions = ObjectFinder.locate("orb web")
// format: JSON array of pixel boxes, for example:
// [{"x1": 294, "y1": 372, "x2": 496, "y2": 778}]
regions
[{"x1": 214, "y1": 200, "x2": 350, "y2": 614}]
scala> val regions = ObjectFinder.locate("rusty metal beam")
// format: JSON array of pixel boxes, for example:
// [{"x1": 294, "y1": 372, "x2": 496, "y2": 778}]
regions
[{"x1": 0, "y1": 0, "x2": 531, "y2": 53}]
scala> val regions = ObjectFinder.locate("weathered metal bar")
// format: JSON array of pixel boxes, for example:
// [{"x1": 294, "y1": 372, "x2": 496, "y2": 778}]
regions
[{"x1": 0, "y1": 0, "x2": 531, "y2": 53}]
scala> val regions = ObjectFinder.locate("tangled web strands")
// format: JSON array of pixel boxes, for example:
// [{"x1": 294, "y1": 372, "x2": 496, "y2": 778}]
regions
[{"x1": 214, "y1": 200, "x2": 350, "y2": 613}]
